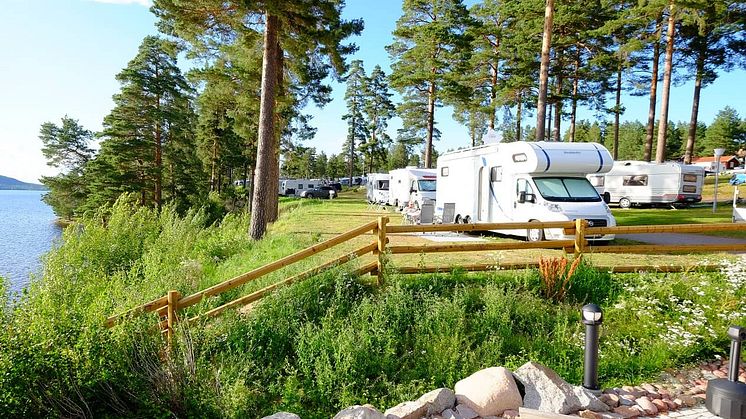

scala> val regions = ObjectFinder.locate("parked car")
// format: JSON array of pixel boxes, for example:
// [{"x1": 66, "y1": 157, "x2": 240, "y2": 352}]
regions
[
  {"x1": 329, "y1": 182, "x2": 342, "y2": 191},
  {"x1": 299, "y1": 186, "x2": 337, "y2": 199}
]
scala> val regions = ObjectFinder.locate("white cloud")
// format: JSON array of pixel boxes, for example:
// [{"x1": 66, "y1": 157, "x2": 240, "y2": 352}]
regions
[{"x1": 88, "y1": 0, "x2": 152, "y2": 6}]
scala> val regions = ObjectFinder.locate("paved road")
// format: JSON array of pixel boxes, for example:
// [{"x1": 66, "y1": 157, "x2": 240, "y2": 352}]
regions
[{"x1": 620, "y1": 233, "x2": 746, "y2": 246}]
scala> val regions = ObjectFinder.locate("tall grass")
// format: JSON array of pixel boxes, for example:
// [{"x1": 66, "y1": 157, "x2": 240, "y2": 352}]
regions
[{"x1": 0, "y1": 197, "x2": 743, "y2": 417}]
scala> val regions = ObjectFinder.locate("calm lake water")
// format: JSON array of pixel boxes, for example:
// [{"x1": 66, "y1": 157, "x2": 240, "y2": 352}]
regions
[{"x1": 0, "y1": 190, "x2": 62, "y2": 294}]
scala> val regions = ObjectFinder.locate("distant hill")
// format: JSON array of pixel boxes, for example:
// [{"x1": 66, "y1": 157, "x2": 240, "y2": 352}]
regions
[{"x1": 0, "y1": 175, "x2": 47, "y2": 191}]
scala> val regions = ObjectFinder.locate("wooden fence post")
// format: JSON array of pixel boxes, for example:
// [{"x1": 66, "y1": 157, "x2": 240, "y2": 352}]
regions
[
  {"x1": 574, "y1": 219, "x2": 586, "y2": 257},
  {"x1": 376, "y1": 216, "x2": 388, "y2": 285},
  {"x1": 167, "y1": 290, "x2": 180, "y2": 345}
]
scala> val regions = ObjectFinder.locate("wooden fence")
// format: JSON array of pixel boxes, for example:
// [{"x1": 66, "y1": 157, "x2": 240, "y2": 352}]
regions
[{"x1": 106, "y1": 217, "x2": 746, "y2": 339}]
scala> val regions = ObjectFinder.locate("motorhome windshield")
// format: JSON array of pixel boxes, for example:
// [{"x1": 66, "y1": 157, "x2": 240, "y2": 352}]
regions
[
  {"x1": 418, "y1": 179, "x2": 436, "y2": 192},
  {"x1": 533, "y1": 177, "x2": 601, "y2": 202}
]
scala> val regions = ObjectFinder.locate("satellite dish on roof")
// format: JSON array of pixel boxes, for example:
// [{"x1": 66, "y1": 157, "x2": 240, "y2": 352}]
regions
[{"x1": 483, "y1": 128, "x2": 502, "y2": 144}]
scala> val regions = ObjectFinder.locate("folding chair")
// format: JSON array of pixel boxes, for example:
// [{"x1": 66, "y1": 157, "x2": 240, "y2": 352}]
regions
[
  {"x1": 419, "y1": 202, "x2": 435, "y2": 225},
  {"x1": 441, "y1": 202, "x2": 455, "y2": 224}
]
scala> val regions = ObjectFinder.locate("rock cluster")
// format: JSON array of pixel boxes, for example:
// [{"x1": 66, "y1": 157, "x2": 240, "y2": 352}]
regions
[{"x1": 261, "y1": 358, "x2": 745, "y2": 419}]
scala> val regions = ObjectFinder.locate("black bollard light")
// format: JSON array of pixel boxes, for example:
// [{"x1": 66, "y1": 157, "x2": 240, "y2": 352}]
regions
[
  {"x1": 582, "y1": 303, "x2": 603, "y2": 392},
  {"x1": 706, "y1": 325, "x2": 746, "y2": 419}
]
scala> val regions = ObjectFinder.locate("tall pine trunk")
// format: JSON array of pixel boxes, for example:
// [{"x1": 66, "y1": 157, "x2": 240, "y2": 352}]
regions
[
  {"x1": 536, "y1": 0, "x2": 554, "y2": 141},
  {"x1": 552, "y1": 74, "x2": 563, "y2": 142},
  {"x1": 684, "y1": 47, "x2": 705, "y2": 164},
  {"x1": 489, "y1": 39, "x2": 500, "y2": 130},
  {"x1": 266, "y1": 36, "x2": 284, "y2": 224},
  {"x1": 613, "y1": 63, "x2": 622, "y2": 160},
  {"x1": 249, "y1": 13, "x2": 279, "y2": 240},
  {"x1": 516, "y1": 92, "x2": 522, "y2": 141},
  {"x1": 569, "y1": 50, "x2": 580, "y2": 142},
  {"x1": 348, "y1": 113, "x2": 355, "y2": 185},
  {"x1": 154, "y1": 71, "x2": 162, "y2": 211},
  {"x1": 425, "y1": 79, "x2": 436, "y2": 168},
  {"x1": 643, "y1": 18, "x2": 662, "y2": 162},
  {"x1": 210, "y1": 137, "x2": 218, "y2": 191},
  {"x1": 655, "y1": 1, "x2": 676, "y2": 163}
]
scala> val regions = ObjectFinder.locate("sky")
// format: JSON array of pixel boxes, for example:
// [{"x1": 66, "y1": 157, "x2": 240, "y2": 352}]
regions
[{"x1": 1, "y1": 0, "x2": 745, "y2": 184}]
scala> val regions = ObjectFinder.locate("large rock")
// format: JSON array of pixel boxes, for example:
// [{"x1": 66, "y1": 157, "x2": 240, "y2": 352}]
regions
[
  {"x1": 513, "y1": 361, "x2": 583, "y2": 414},
  {"x1": 454, "y1": 367, "x2": 522, "y2": 417},
  {"x1": 261, "y1": 413, "x2": 300, "y2": 419},
  {"x1": 334, "y1": 405, "x2": 386, "y2": 419},
  {"x1": 384, "y1": 400, "x2": 427, "y2": 419},
  {"x1": 418, "y1": 388, "x2": 456, "y2": 415},
  {"x1": 574, "y1": 386, "x2": 611, "y2": 412}
]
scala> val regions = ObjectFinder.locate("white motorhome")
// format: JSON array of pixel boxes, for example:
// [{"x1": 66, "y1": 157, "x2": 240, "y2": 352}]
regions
[
  {"x1": 366, "y1": 173, "x2": 390, "y2": 204},
  {"x1": 279, "y1": 179, "x2": 321, "y2": 197},
  {"x1": 436, "y1": 141, "x2": 616, "y2": 242},
  {"x1": 587, "y1": 161, "x2": 704, "y2": 208},
  {"x1": 388, "y1": 167, "x2": 437, "y2": 209}
]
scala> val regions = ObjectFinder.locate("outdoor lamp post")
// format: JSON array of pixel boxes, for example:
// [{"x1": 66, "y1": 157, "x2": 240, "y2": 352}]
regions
[
  {"x1": 714, "y1": 148, "x2": 726, "y2": 213},
  {"x1": 582, "y1": 303, "x2": 603, "y2": 392}
]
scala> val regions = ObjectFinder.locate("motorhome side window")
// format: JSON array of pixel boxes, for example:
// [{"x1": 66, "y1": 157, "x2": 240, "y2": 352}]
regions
[
  {"x1": 622, "y1": 175, "x2": 648, "y2": 186},
  {"x1": 298, "y1": 184, "x2": 304, "y2": 189},
  {"x1": 589, "y1": 176, "x2": 604, "y2": 187},
  {"x1": 441, "y1": 167, "x2": 449, "y2": 177},
  {"x1": 490, "y1": 166, "x2": 502, "y2": 182},
  {"x1": 683, "y1": 174, "x2": 697, "y2": 183},
  {"x1": 516, "y1": 178, "x2": 533, "y2": 196}
]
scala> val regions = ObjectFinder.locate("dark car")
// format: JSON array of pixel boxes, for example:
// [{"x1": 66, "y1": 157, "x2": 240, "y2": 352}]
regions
[
  {"x1": 299, "y1": 186, "x2": 337, "y2": 199},
  {"x1": 329, "y1": 182, "x2": 342, "y2": 191}
]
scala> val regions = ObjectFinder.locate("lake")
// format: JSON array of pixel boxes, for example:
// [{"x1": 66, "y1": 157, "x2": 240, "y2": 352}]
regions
[{"x1": 0, "y1": 190, "x2": 62, "y2": 294}]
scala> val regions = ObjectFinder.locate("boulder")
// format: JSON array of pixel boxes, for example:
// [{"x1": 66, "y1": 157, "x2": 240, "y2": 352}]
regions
[
  {"x1": 579, "y1": 409, "x2": 603, "y2": 419},
  {"x1": 599, "y1": 393, "x2": 620, "y2": 408},
  {"x1": 334, "y1": 405, "x2": 386, "y2": 419},
  {"x1": 261, "y1": 413, "x2": 300, "y2": 419},
  {"x1": 612, "y1": 406, "x2": 640, "y2": 419},
  {"x1": 384, "y1": 400, "x2": 427, "y2": 419},
  {"x1": 503, "y1": 409, "x2": 520, "y2": 419},
  {"x1": 454, "y1": 404, "x2": 479, "y2": 419},
  {"x1": 441, "y1": 408, "x2": 456, "y2": 419},
  {"x1": 513, "y1": 361, "x2": 582, "y2": 414},
  {"x1": 418, "y1": 388, "x2": 456, "y2": 415},
  {"x1": 574, "y1": 386, "x2": 610, "y2": 412},
  {"x1": 635, "y1": 396, "x2": 658, "y2": 416},
  {"x1": 454, "y1": 367, "x2": 522, "y2": 417}
]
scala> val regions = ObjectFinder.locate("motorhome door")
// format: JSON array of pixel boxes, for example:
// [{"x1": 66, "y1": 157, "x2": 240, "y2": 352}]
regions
[{"x1": 513, "y1": 177, "x2": 535, "y2": 220}]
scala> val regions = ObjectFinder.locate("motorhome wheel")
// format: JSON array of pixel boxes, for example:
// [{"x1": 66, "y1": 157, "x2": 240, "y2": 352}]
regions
[
  {"x1": 619, "y1": 197, "x2": 631, "y2": 209},
  {"x1": 527, "y1": 222, "x2": 544, "y2": 242}
]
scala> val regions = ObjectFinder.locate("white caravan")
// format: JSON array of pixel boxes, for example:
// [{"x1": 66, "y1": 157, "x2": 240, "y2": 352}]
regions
[
  {"x1": 388, "y1": 167, "x2": 437, "y2": 209},
  {"x1": 366, "y1": 173, "x2": 390, "y2": 204},
  {"x1": 435, "y1": 141, "x2": 616, "y2": 242},
  {"x1": 587, "y1": 161, "x2": 704, "y2": 208},
  {"x1": 279, "y1": 179, "x2": 321, "y2": 197}
]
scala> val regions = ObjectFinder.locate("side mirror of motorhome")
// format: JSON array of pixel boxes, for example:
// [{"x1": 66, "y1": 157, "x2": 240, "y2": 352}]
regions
[
  {"x1": 602, "y1": 192, "x2": 611, "y2": 204},
  {"x1": 518, "y1": 191, "x2": 535, "y2": 204}
]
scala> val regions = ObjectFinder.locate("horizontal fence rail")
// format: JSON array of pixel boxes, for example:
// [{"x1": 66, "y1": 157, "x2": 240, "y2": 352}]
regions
[{"x1": 108, "y1": 216, "x2": 746, "y2": 341}]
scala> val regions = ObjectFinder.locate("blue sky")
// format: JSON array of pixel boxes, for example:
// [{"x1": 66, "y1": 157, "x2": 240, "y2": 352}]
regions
[{"x1": 1, "y1": 0, "x2": 744, "y2": 183}]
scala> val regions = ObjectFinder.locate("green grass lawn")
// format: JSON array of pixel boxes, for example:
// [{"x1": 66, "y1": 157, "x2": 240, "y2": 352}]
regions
[{"x1": 611, "y1": 203, "x2": 746, "y2": 239}]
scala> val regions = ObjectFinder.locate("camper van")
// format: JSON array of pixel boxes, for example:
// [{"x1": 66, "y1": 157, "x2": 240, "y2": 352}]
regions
[
  {"x1": 279, "y1": 179, "x2": 321, "y2": 197},
  {"x1": 388, "y1": 167, "x2": 437, "y2": 210},
  {"x1": 366, "y1": 173, "x2": 390, "y2": 204},
  {"x1": 587, "y1": 161, "x2": 704, "y2": 208},
  {"x1": 435, "y1": 141, "x2": 616, "y2": 242}
]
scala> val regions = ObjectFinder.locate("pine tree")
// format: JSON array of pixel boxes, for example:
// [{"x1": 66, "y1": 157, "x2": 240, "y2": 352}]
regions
[
  {"x1": 362, "y1": 65, "x2": 395, "y2": 173},
  {"x1": 96, "y1": 36, "x2": 197, "y2": 210},
  {"x1": 153, "y1": 0, "x2": 362, "y2": 239},
  {"x1": 387, "y1": 0, "x2": 474, "y2": 168},
  {"x1": 678, "y1": 0, "x2": 746, "y2": 163},
  {"x1": 342, "y1": 60, "x2": 369, "y2": 182},
  {"x1": 703, "y1": 107, "x2": 746, "y2": 153},
  {"x1": 38, "y1": 117, "x2": 94, "y2": 219}
]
